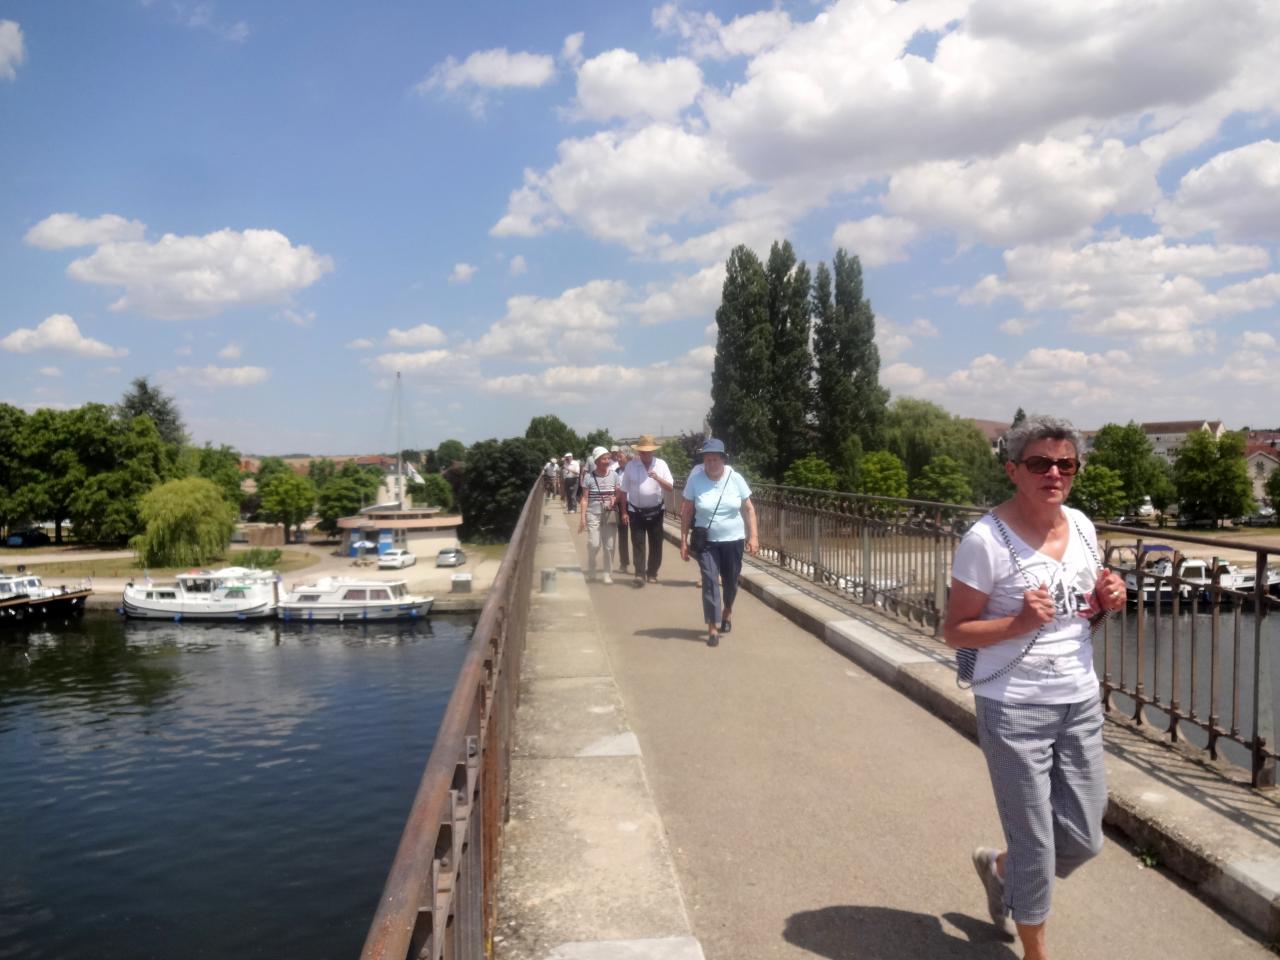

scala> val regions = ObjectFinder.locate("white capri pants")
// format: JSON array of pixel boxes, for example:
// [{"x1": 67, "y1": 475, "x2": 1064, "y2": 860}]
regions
[{"x1": 975, "y1": 694, "x2": 1107, "y2": 925}]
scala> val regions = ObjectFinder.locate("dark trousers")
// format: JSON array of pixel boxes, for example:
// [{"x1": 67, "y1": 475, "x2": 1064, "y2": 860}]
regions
[
  {"x1": 696, "y1": 539, "x2": 745, "y2": 625},
  {"x1": 628, "y1": 507, "x2": 665, "y2": 578},
  {"x1": 616, "y1": 506, "x2": 630, "y2": 569},
  {"x1": 563, "y1": 478, "x2": 578, "y2": 512}
]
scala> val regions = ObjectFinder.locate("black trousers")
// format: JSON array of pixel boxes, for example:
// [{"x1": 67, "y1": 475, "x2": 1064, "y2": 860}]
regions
[
  {"x1": 616, "y1": 505, "x2": 630, "y2": 568},
  {"x1": 629, "y1": 507, "x2": 665, "y2": 578}
]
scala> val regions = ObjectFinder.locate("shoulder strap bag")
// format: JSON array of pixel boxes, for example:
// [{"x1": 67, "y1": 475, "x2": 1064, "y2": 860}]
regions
[
  {"x1": 689, "y1": 469, "x2": 731, "y2": 555},
  {"x1": 955, "y1": 512, "x2": 1111, "y2": 689}
]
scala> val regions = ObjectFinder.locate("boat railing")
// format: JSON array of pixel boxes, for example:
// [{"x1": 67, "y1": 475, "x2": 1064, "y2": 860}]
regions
[
  {"x1": 360, "y1": 479, "x2": 542, "y2": 960},
  {"x1": 663, "y1": 481, "x2": 1276, "y2": 787}
]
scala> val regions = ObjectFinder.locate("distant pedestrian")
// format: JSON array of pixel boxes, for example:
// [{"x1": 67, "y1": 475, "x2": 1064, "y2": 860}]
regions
[
  {"x1": 579, "y1": 446, "x2": 619, "y2": 583},
  {"x1": 562, "y1": 453, "x2": 580, "y2": 513},
  {"x1": 618, "y1": 434, "x2": 674, "y2": 586},
  {"x1": 679, "y1": 438, "x2": 757, "y2": 646},
  {"x1": 944, "y1": 415, "x2": 1126, "y2": 960},
  {"x1": 610, "y1": 445, "x2": 631, "y2": 574},
  {"x1": 542, "y1": 459, "x2": 558, "y2": 500}
]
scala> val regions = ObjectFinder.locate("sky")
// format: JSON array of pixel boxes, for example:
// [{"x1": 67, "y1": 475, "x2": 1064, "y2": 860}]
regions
[{"x1": 1, "y1": 0, "x2": 1278, "y2": 455}]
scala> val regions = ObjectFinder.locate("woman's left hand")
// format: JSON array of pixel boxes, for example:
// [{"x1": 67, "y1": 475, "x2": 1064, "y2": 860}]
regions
[
  {"x1": 1094, "y1": 568, "x2": 1127, "y2": 613},
  {"x1": 746, "y1": 536, "x2": 759, "y2": 555}
]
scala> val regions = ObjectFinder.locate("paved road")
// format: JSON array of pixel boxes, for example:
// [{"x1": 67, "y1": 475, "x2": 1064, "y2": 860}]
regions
[{"x1": 566, "y1": 514, "x2": 1270, "y2": 959}]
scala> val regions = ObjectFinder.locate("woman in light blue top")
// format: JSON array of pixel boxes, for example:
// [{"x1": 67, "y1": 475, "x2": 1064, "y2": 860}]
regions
[{"x1": 679, "y1": 438, "x2": 758, "y2": 647}]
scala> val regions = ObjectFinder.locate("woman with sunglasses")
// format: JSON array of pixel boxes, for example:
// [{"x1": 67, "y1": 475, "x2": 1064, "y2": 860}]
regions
[{"x1": 943, "y1": 415, "x2": 1126, "y2": 960}]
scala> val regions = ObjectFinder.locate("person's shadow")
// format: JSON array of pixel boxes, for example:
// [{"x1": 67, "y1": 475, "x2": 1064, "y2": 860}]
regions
[
  {"x1": 784, "y1": 906, "x2": 1017, "y2": 959},
  {"x1": 631, "y1": 626, "x2": 709, "y2": 644}
]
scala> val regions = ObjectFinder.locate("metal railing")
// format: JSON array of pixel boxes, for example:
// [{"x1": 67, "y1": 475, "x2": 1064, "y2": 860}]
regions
[
  {"x1": 361, "y1": 481, "x2": 542, "y2": 960},
  {"x1": 665, "y1": 480, "x2": 1277, "y2": 786}
]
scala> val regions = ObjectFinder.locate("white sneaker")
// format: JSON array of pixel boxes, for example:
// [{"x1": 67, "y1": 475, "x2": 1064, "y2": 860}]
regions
[
  {"x1": 602, "y1": 573, "x2": 613, "y2": 584},
  {"x1": 972, "y1": 847, "x2": 1008, "y2": 932}
]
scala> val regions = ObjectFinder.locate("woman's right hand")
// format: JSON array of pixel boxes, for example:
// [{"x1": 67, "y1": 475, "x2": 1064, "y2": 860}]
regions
[
  {"x1": 680, "y1": 540, "x2": 689, "y2": 562},
  {"x1": 1013, "y1": 584, "x2": 1055, "y2": 633}
]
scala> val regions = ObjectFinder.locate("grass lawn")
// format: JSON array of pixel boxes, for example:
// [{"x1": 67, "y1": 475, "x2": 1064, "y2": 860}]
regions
[{"x1": 18, "y1": 549, "x2": 320, "y2": 579}]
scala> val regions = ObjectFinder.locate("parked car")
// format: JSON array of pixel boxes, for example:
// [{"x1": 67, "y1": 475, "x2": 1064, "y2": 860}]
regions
[
  {"x1": 6, "y1": 529, "x2": 51, "y2": 547},
  {"x1": 435, "y1": 547, "x2": 467, "y2": 567},
  {"x1": 377, "y1": 548, "x2": 417, "y2": 569},
  {"x1": 1240, "y1": 509, "x2": 1276, "y2": 527}
]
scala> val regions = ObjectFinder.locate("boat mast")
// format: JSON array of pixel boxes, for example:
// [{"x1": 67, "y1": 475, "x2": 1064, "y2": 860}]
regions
[{"x1": 395, "y1": 371, "x2": 403, "y2": 506}]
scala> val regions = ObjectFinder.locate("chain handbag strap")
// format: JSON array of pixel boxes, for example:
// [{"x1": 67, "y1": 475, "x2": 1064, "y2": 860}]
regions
[
  {"x1": 956, "y1": 511, "x2": 1109, "y2": 690},
  {"x1": 700, "y1": 468, "x2": 731, "y2": 537}
]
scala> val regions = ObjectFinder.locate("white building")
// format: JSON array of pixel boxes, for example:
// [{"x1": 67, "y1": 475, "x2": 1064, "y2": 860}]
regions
[{"x1": 1142, "y1": 420, "x2": 1226, "y2": 462}]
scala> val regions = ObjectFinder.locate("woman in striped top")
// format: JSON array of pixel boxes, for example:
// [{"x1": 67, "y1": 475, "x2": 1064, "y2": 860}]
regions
[{"x1": 578, "y1": 446, "x2": 619, "y2": 583}]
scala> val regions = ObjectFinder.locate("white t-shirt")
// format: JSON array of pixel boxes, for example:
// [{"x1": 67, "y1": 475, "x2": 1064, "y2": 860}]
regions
[
  {"x1": 951, "y1": 507, "x2": 1101, "y2": 704},
  {"x1": 618, "y1": 456, "x2": 673, "y2": 509}
]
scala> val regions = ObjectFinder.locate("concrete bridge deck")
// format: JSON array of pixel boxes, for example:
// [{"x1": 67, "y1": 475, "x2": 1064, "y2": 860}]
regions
[{"x1": 496, "y1": 509, "x2": 1276, "y2": 959}]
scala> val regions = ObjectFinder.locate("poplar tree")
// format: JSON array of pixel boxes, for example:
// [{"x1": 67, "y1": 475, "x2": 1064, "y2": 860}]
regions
[
  {"x1": 813, "y1": 250, "x2": 888, "y2": 469},
  {"x1": 765, "y1": 240, "x2": 813, "y2": 479},
  {"x1": 710, "y1": 245, "x2": 772, "y2": 473}
]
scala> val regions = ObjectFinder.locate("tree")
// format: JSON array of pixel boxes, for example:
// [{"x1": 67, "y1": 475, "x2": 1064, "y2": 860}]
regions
[
  {"x1": 130, "y1": 477, "x2": 237, "y2": 567},
  {"x1": 813, "y1": 249, "x2": 888, "y2": 465},
  {"x1": 1011, "y1": 408, "x2": 1027, "y2": 427},
  {"x1": 857, "y1": 451, "x2": 908, "y2": 498},
  {"x1": 524, "y1": 417, "x2": 580, "y2": 464},
  {"x1": 254, "y1": 456, "x2": 290, "y2": 490},
  {"x1": 259, "y1": 471, "x2": 316, "y2": 542},
  {"x1": 117, "y1": 376, "x2": 186, "y2": 446},
  {"x1": 710, "y1": 244, "x2": 773, "y2": 475},
  {"x1": 1266, "y1": 467, "x2": 1280, "y2": 510},
  {"x1": 193, "y1": 443, "x2": 243, "y2": 505},
  {"x1": 435, "y1": 439, "x2": 467, "y2": 468},
  {"x1": 70, "y1": 416, "x2": 177, "y2": 542},
  {"x1": 308, "y1": 458, "x2": 337, "y2": 491},
  {"x1": 657, "y1": 439, "x2": 691, "y2": 478},
  {"x1": 1173, "y1": 430, "x2": 1254, "y2": 525},
  {"x1": 584, "y1": 428, "x2": 614, "y2": 453},
  {"x1": 1068, "y1": 464, "x2": 1127, "y2": 520},
  {"x1": 400, "y1": 448, "x2": 422, "y2": 465},
  {"x1": 912, "y1": 455, "x2": 973, "y2": 504},
  {"x1": 831, "y1": 434, "x2": 863, "y2": 492},
  {"x1": 460, "y1": 438, "x2": 544, "y2": 541},
  {"x1": 783, "y1": 454, "x2": 837, "y2": 491},
  {"x1": 882, "y1": 399, "x2": 1005, "y2": 504},
  {"x1": 0, "y1": 403, "x2": 27, "y2": 535},
  {"x1": 409, "y1": 473, "x2": 454, "y2": 511},
  {"x1": 13, "y1": 404, "x2": 117, "y2": 543},
  {"x1": 766, "y1": 240, "x2": 813, "y2": 479},
  {"x1": 316, "y1": 476, "x2": 367, "y2": 536},
  {"x1": 1087, "y1": 422, "x2": 1168, "y2": 515}
]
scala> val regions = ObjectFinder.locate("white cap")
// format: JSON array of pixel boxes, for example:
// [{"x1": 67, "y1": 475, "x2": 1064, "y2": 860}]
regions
[{"x1": 591, "y1": 446, "x2": 610, "y2": 462}]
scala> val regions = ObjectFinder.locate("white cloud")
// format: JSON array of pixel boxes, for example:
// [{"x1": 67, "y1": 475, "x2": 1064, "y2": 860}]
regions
[
  {"x1": 0, "y1": 314, "x2": 128, "y2": 358},
  {"x1": 217, "y1": 342, "x2": 242, "y2": 360},
  {"x1": 965, "y1": 235, "x2": 1276, "y2": 353},
  {"x1": 385, "y1": 324, "x2": 447, "y2": 348},
  {"x1": 1, "y1": 20, "x2": 26, "y2": 80},
  {"x1": 279, "y1": 307, "x2": 315, "y2": 327},
  {"x1": 63, "y1": 227, "x2": 333, "y2": 320},
  {"x1": 877, "y1": 315, "x2": 939, "y2": 360},
  {"x1": 371, "y1": 349, "x2": 455, "y2": 375},
  {"x1": 345, "y1": 338, "x2": 374, "y2": 350},
  {"x1": 491, "y1": 125, "x2": 747, "y2": 251},
  {"x1": 999, "y1": 317, "x2": 1039, "y2": 335},
  {"x1": 574, "y1": 49, "x2": 702, "y2": 122},
  {"x1": 653, "y1": 5, "x2": 793, "y2": 60},
  {"x1": 417, "y1": 48, "x2": 555, "y2": 114},
  {"x1": 561, "y1": 32, "x2": 585, "y2": 67},
  {"x1": 1156, "y1": 140, "x2": 1280, "y2": 242},
  {"x1": 470, "y1": 279, "x2": 628, "y2": 363},
  {"x1": 1241, "y1": 330, "x2": 1278, "y2": 351},
  {"x1": 1207, "y1": 331, "x2": 1280, "y2": 385},
  {"x1": 175, "y1": 344, "x2": 193, "y2": 357},
  {"x1": 24, "y1": 213, "x2": 147, "y2": 250},
  {"x1": 508, "y1": 254, "x2": 528, "y2": 277},
  {"x1": 628, "y1": 263, "x2": 725, "y2": 325},
  {"x1": 157, "y1": 2, "x2": 249, "y2": 42},
  {"x1": 449, "y1": 262, "x2": 477, "y2": 285},
  {"x1": 176, "y1": 365, "x2": 270, "y2": 388},
  {"x1": 38, "y1": 367, "x2": 61, "y2": 378},
  {"x1": 832, "y1": 215, "x2": 919, "y2": 267},
  {"x1": 885, "y1": 137, "x2": 1161, "y2": 247}
]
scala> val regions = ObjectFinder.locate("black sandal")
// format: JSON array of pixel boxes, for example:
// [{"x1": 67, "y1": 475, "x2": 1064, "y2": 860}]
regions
[
  {"x1": 720, "y1": 618, "x2": 732, "y2": 633},
  {"x1": 707, "y1": 631, "x2": 719, "y2": 647}
]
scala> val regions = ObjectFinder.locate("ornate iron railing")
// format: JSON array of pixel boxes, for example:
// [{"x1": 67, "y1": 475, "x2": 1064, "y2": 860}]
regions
[
  {"x1": 361, "y1": 481, "x2": 542, "y2": 960},
  {"x1": 665, "y1": 479, "x2": 1277, "y2": 786}
]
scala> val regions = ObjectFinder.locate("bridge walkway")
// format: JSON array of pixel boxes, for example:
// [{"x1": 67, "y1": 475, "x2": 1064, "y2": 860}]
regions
[{"x1": 496, "y1": 508, "x2": 1273, "y2": 959}]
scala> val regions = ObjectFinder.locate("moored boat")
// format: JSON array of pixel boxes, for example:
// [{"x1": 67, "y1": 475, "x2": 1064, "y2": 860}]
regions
[
  {"x1": 121, "y1": 567, "x2": 279, "y2": 620},
  {"x1": 0, "y1": 570, "x2": 92, "y2": 624},
  {"x1": 277, "y1": 577, "x2": 432, "y2": 622}
]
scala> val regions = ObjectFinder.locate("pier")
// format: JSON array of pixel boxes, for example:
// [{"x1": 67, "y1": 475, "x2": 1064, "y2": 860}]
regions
[{"x1": 362, "y1": 485, "x2": 1280, "y2": 959}]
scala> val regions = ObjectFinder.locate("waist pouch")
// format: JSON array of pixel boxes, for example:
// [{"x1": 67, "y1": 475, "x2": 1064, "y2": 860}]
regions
[{"x1": 630, "y1": 503, "x2": 664, "y2": 520}]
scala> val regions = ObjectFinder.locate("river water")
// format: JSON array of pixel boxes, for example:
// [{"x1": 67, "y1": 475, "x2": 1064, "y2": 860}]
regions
[{"x1": 0, "y1": 613, "x2": 476, "y2": 960}]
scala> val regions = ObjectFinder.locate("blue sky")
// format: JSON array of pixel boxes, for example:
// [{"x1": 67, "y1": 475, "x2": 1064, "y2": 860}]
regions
[{"x1": 2, "y1": 0, "x2": 1278, "y2": 454}]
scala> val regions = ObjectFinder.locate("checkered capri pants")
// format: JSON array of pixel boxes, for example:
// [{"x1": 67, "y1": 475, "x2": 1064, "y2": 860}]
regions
[{"x1": 975, "y1": 694, "x2": 1108, "y2": 925}]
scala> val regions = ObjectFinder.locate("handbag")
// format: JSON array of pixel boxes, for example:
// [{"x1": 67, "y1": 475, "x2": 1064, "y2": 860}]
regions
[
  {"x1": 689, "y1": 469, "x2": 730, "y2": 556},
  {"x1": 591, "y1": 473, "x2": 616, "y2": 525},
  {"x1": 955, "y1": 512, "x2": 1111, "y2": 689}
]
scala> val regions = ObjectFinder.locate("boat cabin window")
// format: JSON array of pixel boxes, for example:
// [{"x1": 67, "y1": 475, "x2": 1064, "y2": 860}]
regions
[
  {"x1": 225, "y1": 588, "x2": 246, "y2": 598},
  {"x1": 391, "y1": 583, "x2": 406, "y2": 598},
  {"x1": 369, "y1": 589, "x2": 391, "y2": 601},
  {"x1": 295, "y1": 594, "x2": 321, "y2": 603},
  {"x1": 148, "y1": 591, "x2": 178, "y2": 600},
  {"x1": 342, "y1": 589, "x2": 368, "y2": 601}
]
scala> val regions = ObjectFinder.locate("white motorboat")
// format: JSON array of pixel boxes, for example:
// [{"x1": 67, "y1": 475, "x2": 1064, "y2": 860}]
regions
[
  {"x1": 121, "y1": 567, "x2": 279, "y2": 620},
  {"x1": 1198, "y1": 561, "x2": 1280, "y2": 600},
  {"x1": 276, "y1": 577, "x2": 432, "y2": 622},
  {"x1": 1123, "y1": 554, "x2": 1212, "y2": 604},
  {"x1": 1, "y1": 571, "x2": 92, "y2": 623}
]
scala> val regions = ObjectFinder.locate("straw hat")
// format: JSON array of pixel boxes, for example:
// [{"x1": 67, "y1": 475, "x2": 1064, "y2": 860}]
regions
[{"x1": 633, "y1": 434, "x2": 660, "y2": 452}]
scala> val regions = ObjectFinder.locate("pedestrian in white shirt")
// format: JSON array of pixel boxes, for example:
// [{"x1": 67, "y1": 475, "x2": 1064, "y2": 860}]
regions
[
  {"x1": 617, "y1": 434, "x2": 674, "y2": 586},
  {"x1": 562, "y1": 453, "x2": 581, "y2": 513}
]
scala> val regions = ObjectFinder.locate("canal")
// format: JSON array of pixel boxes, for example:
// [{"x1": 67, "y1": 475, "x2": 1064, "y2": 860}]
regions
[{"x1": 0, "y1": 612, "x2": 476, "y2": 960}]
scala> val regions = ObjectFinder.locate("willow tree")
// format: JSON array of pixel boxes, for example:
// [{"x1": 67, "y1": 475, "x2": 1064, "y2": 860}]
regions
[{"x1": 130, "y1": 476, "x2": 237, "y2": 567}]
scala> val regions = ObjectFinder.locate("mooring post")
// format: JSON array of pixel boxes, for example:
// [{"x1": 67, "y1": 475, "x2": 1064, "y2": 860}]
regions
[{"x1": 539, "y1": 569, "x2": 556, "y2": 594}]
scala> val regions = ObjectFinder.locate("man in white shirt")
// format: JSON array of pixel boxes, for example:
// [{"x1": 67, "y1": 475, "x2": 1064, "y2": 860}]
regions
[
  {"x1": 562, "y1": 453, "x2": 580, "y2": 513},
  {"x1": 618, "y1": 434, "x2": 674, "y2": 585}
]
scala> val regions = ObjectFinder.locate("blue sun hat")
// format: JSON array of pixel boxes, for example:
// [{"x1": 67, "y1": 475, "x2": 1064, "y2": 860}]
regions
[{"x1": 699, "y1": 437, "x2": 727, "y2": 458}]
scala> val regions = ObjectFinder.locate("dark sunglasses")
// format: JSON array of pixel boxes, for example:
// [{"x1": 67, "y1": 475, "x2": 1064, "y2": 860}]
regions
[{"x1": 1017, "y1": 456, "x2": 1080, "y2": 476}]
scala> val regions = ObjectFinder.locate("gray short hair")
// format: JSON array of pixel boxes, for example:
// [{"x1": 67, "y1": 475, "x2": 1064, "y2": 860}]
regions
[{"x1": 1002, "y1": 415, "x2": 1083, "y2": 463}]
